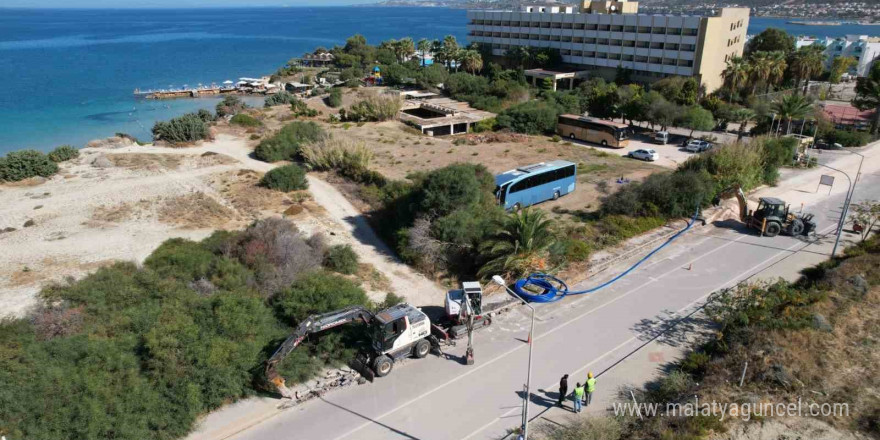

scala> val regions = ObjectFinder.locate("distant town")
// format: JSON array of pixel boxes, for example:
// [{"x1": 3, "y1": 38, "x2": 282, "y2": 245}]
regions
[{"x1": 373, "y1": 0, "x2": 880, "y2": 22}]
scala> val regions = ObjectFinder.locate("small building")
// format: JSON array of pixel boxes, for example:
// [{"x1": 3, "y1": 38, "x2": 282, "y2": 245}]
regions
[
  {"x1": 821, "y1": 103, "x2": 875, "y2": 130},
  {"x1": 399, "y1": 96, "x2": 496, "y2": 136},
  {"x1": 302, "y1": 53, "x2": 335, "y2": 67},
  {"x1": 524, "y1": 67, "x2": 591, "y2": 91},
  {"x1": 285, "y1": 82, "x2": 312, "y2": 94}
]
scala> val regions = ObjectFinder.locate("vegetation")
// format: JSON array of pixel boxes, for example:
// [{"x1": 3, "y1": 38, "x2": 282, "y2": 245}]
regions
[
  {"x1": 151, "y1": 113, "x2": 210, "y2": 144},
  {"x1": 327, "y1": 87, "x2": 343, "y2": 108},
  {"x1": 290, "y1": 99, "x2": 319, "y2": 118},
  {"x1": 229, "y1": 113, "x2": 262, "y2": 127},
  {"x1": 478, "y1": 209, "x2": 555, "y2": 278},
  {"x1": 47, "y1": 145, "x2": 79, "y2": 163},
  {"x1": 342, "y1": 95, "x2": 401, "y2": 122},
  {"x1": 0, "y1": 149, "x2": 59, "y2": 182},
  {"x1": 254, "y1": 121, "x2": 325, "y2": 162},
  {"x1": 264, "y1": 91, "x2": 297, "y2": 107},
  {"x1": 853, "y1": 62, "x2": 880, "y2": 134},
  {"x1": 300, "y1": 136, "x2": 383, "y2": 185},
  {"x1": 0, "y1": 217, "x2": 381, "y2": 440},
  {"x1": 259, "y1": 164, "x2": 308, "y2": 192},
  {"x1": 323, "y1": 244, "x2": 359, "y2": 275},
  {"x1": 215, "y1": 95, "x2": 247, "y2": 117}
]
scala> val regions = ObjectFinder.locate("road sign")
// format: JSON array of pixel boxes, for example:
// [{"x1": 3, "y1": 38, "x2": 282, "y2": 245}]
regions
[{"x1": 817, "y1": 174, "x2": 835, "y2": 194}]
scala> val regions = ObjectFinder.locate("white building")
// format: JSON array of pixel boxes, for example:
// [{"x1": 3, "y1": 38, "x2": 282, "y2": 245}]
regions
[
  {"x1": 796, "y1": 34, "x2": 880, "y2": 77},
  {"x1": 467, "y1": 1, "x2": 750, "y2": 92}
]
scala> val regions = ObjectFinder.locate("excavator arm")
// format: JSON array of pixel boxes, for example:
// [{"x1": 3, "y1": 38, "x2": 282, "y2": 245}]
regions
[
  {"x1": 713, "y1": 184, "x2": 748, "y2": 222},
  {"x1": 264, "y1": 305, "x2": 375, "y2": 398}
]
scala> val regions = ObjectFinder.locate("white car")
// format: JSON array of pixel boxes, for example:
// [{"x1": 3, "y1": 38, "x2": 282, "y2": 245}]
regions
[
  {"x1": 628, "y1": 148, "x2": 659, "y2": 161},
  {"x1": 685, "y1": 140, "x2": 712, "y2": 153}
]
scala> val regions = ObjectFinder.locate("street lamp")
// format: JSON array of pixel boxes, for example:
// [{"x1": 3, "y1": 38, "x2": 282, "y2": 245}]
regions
[
  {"x1": 829, "y1": 146, "x2": 866, "y2": 256},
  {"x1": 492, "y1": 275, "x2": 535, "y2": 440}
]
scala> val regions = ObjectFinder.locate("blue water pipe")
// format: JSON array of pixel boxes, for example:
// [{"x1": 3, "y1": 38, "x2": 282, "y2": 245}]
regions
[{"x1": 511, "y1": 209, "x2": 702, "y2": 303}]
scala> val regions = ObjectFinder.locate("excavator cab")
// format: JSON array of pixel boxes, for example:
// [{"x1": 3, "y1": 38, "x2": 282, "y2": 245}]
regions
[{"x1": 753, "y1": 197, "x2": 788, "y2": 222}]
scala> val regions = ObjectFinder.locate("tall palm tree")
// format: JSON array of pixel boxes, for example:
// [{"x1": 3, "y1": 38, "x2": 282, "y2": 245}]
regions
[
  {"x1": 478, "y1": 209, "x2": 555, "y2": 278},
  {"x1": 431, "y1": 39, "x2": 445, "y2": 67},
  {"x1": 417, "y1": 38, "x2": 431, "y2": 67},
  {"x1": 395, "y1": 37, "x2": 415, "y2": 64},
  {"x1": 442, "y1": 35, "x2": 460, "y2": 69},
  {"x1": 747, "y1": 51, "x2": 773, "y2": 96},
  {"x1": 722, "y1": 55, "x2": 749, "y2": 102},
  {"x1": 730, "y1": 107, "x2": 756, "y2": 140},
  {"x1": 853, "y1": 62, "x2": 880, "y2": 134},
  {"x1": 772, "y1": 94, "x2": 813, "y2": 134},
  {"x1": 461, "y1": 50, "x2": 483, "y2": 75},
  {"x1": 789, "y1": 45, "x2": 825, "y2": 95},
  {"x1": 765, "y1": 51, "x2": 787, "y2": 94}
]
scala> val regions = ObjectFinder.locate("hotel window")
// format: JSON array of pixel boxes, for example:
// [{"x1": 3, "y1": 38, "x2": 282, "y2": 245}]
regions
[
  {"x1": 611, "y1": 25, "x2": 623, "y2": 31},
  {"x1": 597, "y1": 38, "x2": 609, "y2": 45},
  {"x1": 587, "y1": 24, "x2": 598, "y2": 30},
  {"x1": 623, "y1": 40, "x2": 635, "y2": 47},
  {"x1": 586, "y1": 38, "x2": 597, "y2": 44},
  {"x1": 666, "y1": 28, "x2": 681, "y2": 35},
  {"x1": 653, "y1": 27, "x2": 666, "y2": 35},
  {"x1": 678, "y1": 59, "x2": 693, "y2": 67},
  {"x1": 638, "y1": 26, "x2": 651, "y2": 33},
  {"x1": 635, "y1": 55, "x2": 648, "y2": 62},
  {"x1": 664, "y1": 43, "x2": 680, "y2": 50},
  {"x1": 563, "y1": 23, "x2": 573, "y2": 29},
  {"x1": 597, "y1": 52, "x2": 608, "y2": 59},
  {"x1": 611, "y1": 39, "x2": 622, "y2": 46},
  {"x1": 574, "y1": 23, "x2": 585, "y2": 30},
  {"x1": 622, "y1": 54, "x2": 634, "y2": 61},
  {"x1": 598, "y1": 24, "x2": 610, "y2": 31},
  {"x1": 649, "y1": 57, "x2": 662, "y2": 64},
  {"x1": 636, "y1": 41, "x2": 650, "y2": 48},
  {"x1": 624, "y1": 26, "x2": 637, "y2": 32},
  {"x1": 684, "y1": 28, "x2": 699, "y2": 36},
  {"x1": 663, "y1": 58, "x2": 676, "y2": 65},
  {"x1": 585, "y1": 51, "x2": 596, "y2": 57},
  {"x1": 650, "y1": 42, "x2": 664, "y2": 49},
  {"x1": 682, "y1": 44, "x2": 696, "y2": 51},
  {"x1": 573, "y1": 37, "x2": 584, "y2": 43}
]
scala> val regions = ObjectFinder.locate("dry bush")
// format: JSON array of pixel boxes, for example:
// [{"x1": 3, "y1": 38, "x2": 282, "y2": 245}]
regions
[
  {"x1": 158, "y1": 192, "x2": 237, "y2": 229},
  {"x1": 535, "y1": 416, "x2": 623, "y2": 440},
  {"x1": 344, "y1": 95, "x2": 402, "y2": 122},
  {"x1": 300, "y1": 136, "x2": 373, "y2": 171},
  {"x1": 30, "y1": 303, "x2": 84, "y2": 340},
  {"x1": 235, "y1": 217, "x2": 322, "y2": 296},
  {"x1": 107, "y1": 153, "x2": 182, "y2": 171}
]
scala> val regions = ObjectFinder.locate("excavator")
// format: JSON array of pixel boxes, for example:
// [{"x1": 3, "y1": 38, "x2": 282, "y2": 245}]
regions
[
  {"x1": 713, "y1": 185, "x2": 816, "y2": 237},
  {"x1": 264, "y1": 303, "x2": 436, "y2": 398}
]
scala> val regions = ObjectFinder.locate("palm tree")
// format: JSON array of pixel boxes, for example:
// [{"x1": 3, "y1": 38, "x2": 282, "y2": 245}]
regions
[
  {"x1": 506, "y1": 46, "x2": 531, "y2": 69},
  {"x1": 772, "y1": 94, "x2": 813, "y2": 134},
  {"x1": 441, "y1": 35, "x2": 460, "y2": 69},
  {"x1": 461, "y1": 50, "x2": 483, "y2": 75},
  {"x1": 747, "y1": 52, "x2": 773, "y2": 96},
  {"x1": 417, "y1": 38, "x2": 431, "y2": 67},
  {"x1": 395, "y1": 37, "x2": 415, "y2": 64},
  {"x1": 853, "y1": 62, "x2": 880, "y2": 134},
  {"x1": 789, "y1": 45, "x2": 825, "y2": 95},
  {"x1": 722, "y1": 56, "x2": 749, "y2": 102},
  {"x1": 765, "y1": 51, "x2": 787, "y2": 94},
  {"x1": 478, "y1": 209, "x2": 555, "y2": 278},
  {"x1": 730, "y1": 107, "x2": 756, "y2": 140}
]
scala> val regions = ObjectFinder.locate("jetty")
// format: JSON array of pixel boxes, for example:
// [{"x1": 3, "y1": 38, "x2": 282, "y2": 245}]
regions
[{"x1": 134, "y1": 85, "x2": 237, "y2": 100}]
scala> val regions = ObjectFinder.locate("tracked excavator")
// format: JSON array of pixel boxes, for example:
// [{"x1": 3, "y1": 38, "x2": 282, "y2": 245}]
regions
[
  {"x1": 264, "y1": 303, "x2": 436, "y2": 398},
  {"x1": 713, "y1": 185, "x2": 816, "y2": 237}
]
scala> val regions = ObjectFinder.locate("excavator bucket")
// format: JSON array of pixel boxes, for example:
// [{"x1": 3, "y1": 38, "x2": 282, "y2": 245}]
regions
[{"x1": 351, "y1": 353, "x2": 375, "y2": 383}]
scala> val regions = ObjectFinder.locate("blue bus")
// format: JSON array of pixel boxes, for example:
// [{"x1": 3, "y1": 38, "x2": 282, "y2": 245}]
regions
[{"x1": 494, "y1": 160, "x2": 577, "y2": 211}]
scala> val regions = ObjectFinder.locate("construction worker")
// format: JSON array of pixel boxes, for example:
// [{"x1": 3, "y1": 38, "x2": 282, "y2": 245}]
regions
[
  {"x1": 584, "y1": 372, "x2": 596, "y2": 407},
  {"x1": 573, "y1": 382, "x2": 585, "y2": 413},
  {"x1": 557, "y1": 374, "x2": 568, "y2": 407}
]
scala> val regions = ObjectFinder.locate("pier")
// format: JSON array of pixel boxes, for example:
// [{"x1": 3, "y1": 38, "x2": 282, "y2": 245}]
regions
[{"x1": 133, "y1": 85, "x2": 238, "y2": 100}]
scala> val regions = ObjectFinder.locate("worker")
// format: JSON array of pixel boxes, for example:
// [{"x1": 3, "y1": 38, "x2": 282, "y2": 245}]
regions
[
  {"x1": 584, "y1": 372, "x2": 596, "y2": 407},
  {"x1": 572, "y1": 382, "x2": 585, "y2": 413},
  {"x1": 557, "y1": 374, "x2": 569, "y2": 407}
]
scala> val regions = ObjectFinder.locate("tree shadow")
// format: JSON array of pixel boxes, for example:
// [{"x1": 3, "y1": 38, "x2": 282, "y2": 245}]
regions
[
  {"x1": 630, "y1": 311, "x2": 713, "y2": 348},
  {"x1": 319, "y1": 397, "x2": 422, "y2": 440},
  {"x1": 343, "y1": 214, "x2": 399, "y2": 259}
]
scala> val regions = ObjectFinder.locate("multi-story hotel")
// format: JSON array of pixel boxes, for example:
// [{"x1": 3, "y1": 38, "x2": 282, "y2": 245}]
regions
[
  {"x1": 796, "y1": 34, "x2": 880, "y2": 77},
  {"x1": 467, "y1": 1, "x2": 749, "y2": 93}
]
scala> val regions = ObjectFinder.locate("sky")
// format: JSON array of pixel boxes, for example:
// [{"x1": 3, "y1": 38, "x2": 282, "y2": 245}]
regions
[{"x1": 0, "y1": 0, "x2": 376, "y2": 7}]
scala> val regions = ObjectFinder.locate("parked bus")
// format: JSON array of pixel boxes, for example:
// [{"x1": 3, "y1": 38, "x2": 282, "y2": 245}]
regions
[
  {"x1": 557, "y1": 114, "x2": 630, "y2": 148},
  {"x1": 494, "y1": 160, "x2": 577, "y2": 211}
]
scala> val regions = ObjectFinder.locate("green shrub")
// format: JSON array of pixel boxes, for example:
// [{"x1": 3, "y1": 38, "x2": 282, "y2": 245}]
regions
[
  {"x1": 260, "y1": 165, "x2": 308, "y2": 192},
  {"x1": 0, "y1": 149, "x2": 59, "y2": 182},
  {"x1": 472, "y1": 117, "x2": 496, "y2": 133},
  {"x1": 264, "y1": 91, "x2": 297, "y2": 107},
  {"x1": 323, "y1": 244, "x2": 359, "y2": 274},
  {"x1": 495, "y1": 100, "x2": 560, "y2": 134},
  {"x1": 418, "y1": 163, "x2": 495, "y2": 217},
  {"x1": 229, "y1": 113, "x2": 262, "y2": 127},
  {"x1": 344, "y1": 95, "x2": 401, "y2": 122},
  {"x1": 549, "y1": 238, "x2": 592, "y2": 265},
  {"x1": 824, "y1": 129, "x2": 871, "y2": 147},
  {"x1": 291, "y1": 99, "x2": 318, "y2": 117},
  {"x1": 144, "y1": 238, "x2": 216, "y2": 281},
  {"x1": 680, "y1": 351, "x2": 711, "y2": 375},
  {"x1": 327, "y1": 87, "x2": 343, "y2": 108},
  {"x1": 196, "y1": 108, "x2": 215, "y2": 122},
  {"x1": 272, "y1": 271, "x2": 369, "y2": 323},
  {"x1": 300, "y1": 136, "x2": 384, "y2": 185},
  {"x1": 254, "y1": 121, "x2": 325, "y2": 162},
  {"x1": 216, "y1": 95, "x2": 247, "y2": 117},
  {"x1": 601, "y1": 171, "x2": 714, "y2": 218},
  {"x1": 151, "y1": 113, "x2": 210, "y2": 143},
  {"x1": 47, "y1": 145, "x2": 79, "y2": 163}
]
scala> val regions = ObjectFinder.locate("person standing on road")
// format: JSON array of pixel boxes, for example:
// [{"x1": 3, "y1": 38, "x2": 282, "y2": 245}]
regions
[
  {"x1": 557, "y1": 374, "x2": 569, "y2": 407},
  {"x1": 584, "y1": 372, "x2": 596, "y2": 407},
  {"x1": 573, "y1": 383, "x2": 585, "y2": 413}
]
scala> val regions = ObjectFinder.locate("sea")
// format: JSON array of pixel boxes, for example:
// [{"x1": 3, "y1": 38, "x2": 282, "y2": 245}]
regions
[{"x1": 1, "y1": 8, "x2": 878, "y2": 154}]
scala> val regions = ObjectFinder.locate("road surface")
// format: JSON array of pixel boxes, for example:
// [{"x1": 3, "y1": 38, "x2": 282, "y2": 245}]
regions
[{"x1": 207, "y1": 146, "x2": 877, "y2": 440}]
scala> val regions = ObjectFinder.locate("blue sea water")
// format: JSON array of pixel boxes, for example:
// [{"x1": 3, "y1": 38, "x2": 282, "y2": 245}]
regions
[{"x1": 1, "y1": 8, "x2": 878, "y2": 154}]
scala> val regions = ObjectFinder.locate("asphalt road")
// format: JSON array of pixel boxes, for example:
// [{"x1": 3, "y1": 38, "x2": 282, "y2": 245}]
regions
[{"x1": 228, "y1": 148, "x2": 877, "y2": 440}]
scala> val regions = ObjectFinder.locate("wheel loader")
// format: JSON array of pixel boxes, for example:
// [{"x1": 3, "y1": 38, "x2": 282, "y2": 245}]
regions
[{"x1": 713, "y1": 185, "x2": 816, "y2": 237}]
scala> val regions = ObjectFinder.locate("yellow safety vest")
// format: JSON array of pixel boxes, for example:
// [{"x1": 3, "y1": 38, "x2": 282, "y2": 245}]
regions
[
  {"x1": 586, "y1": 378, "x2": 596, "y2": 393},
  {"x1": 574, "y1": 386, "x2": 585, "y2": 399}
]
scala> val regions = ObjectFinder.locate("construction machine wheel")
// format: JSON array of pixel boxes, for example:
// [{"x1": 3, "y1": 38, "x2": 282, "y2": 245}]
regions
[
  {"x1": 373, "y1": 355, "x2": 393, "y2": 377},
  {"x1": 764, "y1": 221, "x2": 782, "y2": 237},
  {"x1": 413, "y1": 339, "x2": 431, "y2": 358},
  {"x1": 787, "y1": 218, "x2": 805, "y2": 236}
]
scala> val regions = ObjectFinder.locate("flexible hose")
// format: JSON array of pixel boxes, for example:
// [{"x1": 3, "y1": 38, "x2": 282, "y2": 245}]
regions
[{"x1": 511, "y1": 209, "x2": 701, "y2": 303}]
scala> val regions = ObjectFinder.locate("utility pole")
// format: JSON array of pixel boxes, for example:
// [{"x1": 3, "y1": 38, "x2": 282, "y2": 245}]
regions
[
  {"x1": 493, "y1": 276, "x2": 535, "y2": 440},
  {"x1": 830, "y1": 146, "x2": 865, "y2": 256}
]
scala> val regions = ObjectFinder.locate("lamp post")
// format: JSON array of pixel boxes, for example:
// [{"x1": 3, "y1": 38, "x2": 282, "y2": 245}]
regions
[
  {"x1": 492, "y1": 275, "x2": 535, "y2": 440},
  {"x1": 830, "y1": 146, "x2": 866, "y2": 256}
]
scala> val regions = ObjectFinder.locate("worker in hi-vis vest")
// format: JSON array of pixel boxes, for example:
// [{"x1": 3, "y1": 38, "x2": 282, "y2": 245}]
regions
[
  {"x1": 583, "y1": 372, "x2": 596, "y2": 406},
  {"x1": 572, "y1": 383, "x2": 585, "y2": 413}
]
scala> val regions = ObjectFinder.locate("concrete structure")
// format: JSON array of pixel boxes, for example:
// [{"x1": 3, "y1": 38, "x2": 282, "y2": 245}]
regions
[
  {"x1": 467, "y1": 1, "x2": 749, "y2": 92},
  {"x1": 398, "y1": 96, "x2": 495, "y2": 136},
  {"x1": 796, "y1": 35, "x2": 880, "y2": 77}
]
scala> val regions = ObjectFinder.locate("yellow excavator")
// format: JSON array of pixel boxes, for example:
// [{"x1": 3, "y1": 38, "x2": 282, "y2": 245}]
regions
[{"x1": 713, "y1": 185, "x2": 816, "y2": 237}]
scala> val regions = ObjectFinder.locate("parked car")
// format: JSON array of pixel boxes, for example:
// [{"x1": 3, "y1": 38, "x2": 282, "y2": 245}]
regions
[
  {"x1": 650, "y1": 131, "x2": 669, "y2": 144},
  {"x1": 628, "y1": 148, "x2": 659, "y2": 161},
  {"x1": 685, "y1": 140, "x2": 712, "y2": 153}
]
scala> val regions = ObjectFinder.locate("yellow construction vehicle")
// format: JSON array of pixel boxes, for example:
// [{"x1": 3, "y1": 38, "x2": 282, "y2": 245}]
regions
[{"x1": 713, "y1": 185, "x2": 816, "y2": 237}]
